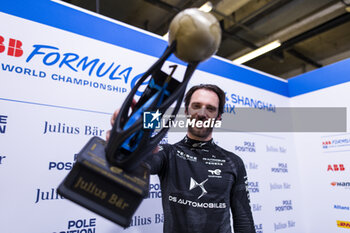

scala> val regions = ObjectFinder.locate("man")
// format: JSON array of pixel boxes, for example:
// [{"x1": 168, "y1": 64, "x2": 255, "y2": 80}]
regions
[{"x1": 109, "y1": 84, "x2": 255, "y2": 233}]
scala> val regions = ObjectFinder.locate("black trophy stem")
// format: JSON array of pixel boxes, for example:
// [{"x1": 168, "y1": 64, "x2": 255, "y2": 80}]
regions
[{"x1": 105, "y1": 41, "x2": 198, "y2": 171}]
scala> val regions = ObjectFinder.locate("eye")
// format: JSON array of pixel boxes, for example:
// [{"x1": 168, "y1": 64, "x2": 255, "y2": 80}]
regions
[
  {"x1": 206, "y1": 105, "x2": 216, "y2": 112},
  {"x1": 192, "y1": 103, "x2": 201, "y2": 109}
]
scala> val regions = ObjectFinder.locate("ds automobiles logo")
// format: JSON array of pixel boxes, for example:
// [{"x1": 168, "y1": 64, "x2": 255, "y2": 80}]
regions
[{"x1": 189, "y1": 177, "x2": 208, "y2": 199}]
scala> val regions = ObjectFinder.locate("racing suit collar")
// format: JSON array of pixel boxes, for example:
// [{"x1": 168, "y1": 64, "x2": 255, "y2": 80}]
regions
[{"x1": 182, "y1": 135, "x2": 214, "y2": 148}]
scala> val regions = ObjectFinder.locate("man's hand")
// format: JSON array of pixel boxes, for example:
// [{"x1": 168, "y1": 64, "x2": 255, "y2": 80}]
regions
[
  {"x1": 106, "y1": 109, "x2": 119, "y2": 142},
  {"x1": 106, "y1": 99, "x2": 136, "y2": 142},
  {"x1": 106, "y1": 102, "x2": 159, "y2": 153}
]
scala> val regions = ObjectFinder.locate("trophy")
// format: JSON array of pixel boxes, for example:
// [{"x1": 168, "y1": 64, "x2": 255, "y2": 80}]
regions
[{"x1": 57, "y1": 8, "x2": 221, "y2": 227}]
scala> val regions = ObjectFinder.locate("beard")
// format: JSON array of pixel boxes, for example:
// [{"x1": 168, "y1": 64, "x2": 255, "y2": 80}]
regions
[{"x1": 187, "y1": 118, "x2": 214, "y2": 140}]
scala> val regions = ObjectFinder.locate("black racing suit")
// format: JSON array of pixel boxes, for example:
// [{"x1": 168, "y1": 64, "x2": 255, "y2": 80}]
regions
[{"x1": 147, "y1": 136, "x2": 256, "y2": 233}]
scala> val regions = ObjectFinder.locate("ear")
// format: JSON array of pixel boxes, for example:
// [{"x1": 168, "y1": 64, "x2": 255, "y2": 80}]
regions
[{"x1": 216, "y1": 114, "x2": 222, "y2": 121}]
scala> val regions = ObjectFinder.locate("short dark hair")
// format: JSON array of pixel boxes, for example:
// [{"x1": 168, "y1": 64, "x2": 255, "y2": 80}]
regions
[{"x1": 184, "y1": 84, "x2": 226, "y2": 116}]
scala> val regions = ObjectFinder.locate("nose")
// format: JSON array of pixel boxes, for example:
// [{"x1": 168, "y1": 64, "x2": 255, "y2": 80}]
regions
[{"x1": 197, "y1": 107, "x2": 207, "y2": 118}]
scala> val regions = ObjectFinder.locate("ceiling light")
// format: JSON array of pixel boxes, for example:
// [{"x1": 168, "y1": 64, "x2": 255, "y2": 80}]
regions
[
  {"x1": 232, "y1": 40, "x2": 281, "y2": 65},
  {"x1": 198, "y1": 1, "x2": 213, "y2": 13}
]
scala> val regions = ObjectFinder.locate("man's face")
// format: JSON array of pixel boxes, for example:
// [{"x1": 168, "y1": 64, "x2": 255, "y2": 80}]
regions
[{"x1": 185, "y1": 88, "x2": 220, "y2": 140}]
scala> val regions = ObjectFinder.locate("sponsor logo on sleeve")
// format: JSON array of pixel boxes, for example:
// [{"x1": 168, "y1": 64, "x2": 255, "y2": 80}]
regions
[{"x1": 176, "y1": 150, "x2": 197, "y2": 162}]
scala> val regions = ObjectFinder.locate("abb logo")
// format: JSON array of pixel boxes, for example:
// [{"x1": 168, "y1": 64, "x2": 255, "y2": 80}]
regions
[
  {"x1": 0, "y1": 36, "x2": 23, "y2": 57},
  {"x1": 328, "y1": 164, "x2": 345, "y2": 171}
]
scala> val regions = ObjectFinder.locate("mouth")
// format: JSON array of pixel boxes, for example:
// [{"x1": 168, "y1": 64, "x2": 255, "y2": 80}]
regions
[{"x1": 191, "y1": 118, "x2": 216, "y2": 129}]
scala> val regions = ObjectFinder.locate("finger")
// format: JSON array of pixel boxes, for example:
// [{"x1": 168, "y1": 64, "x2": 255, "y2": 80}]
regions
[
  {"x1": 106, "y1": 130, "x2": 111, "y2": 142},
  {"x1": 110, "y1": 109, "x2": 120, "y2": 126},
  {"x1": 131, "y1": 99, "x2": 137, "y2": 110},
  {"x1": 152, "y1": 146, "x2": 159, "y2": 153}
]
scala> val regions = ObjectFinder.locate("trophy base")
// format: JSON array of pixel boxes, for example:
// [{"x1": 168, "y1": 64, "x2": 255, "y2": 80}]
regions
[{"x1": 57, "y1": 136, "x2": 150, "y2": 228}]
